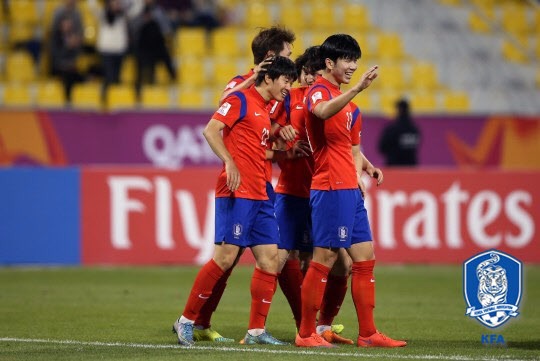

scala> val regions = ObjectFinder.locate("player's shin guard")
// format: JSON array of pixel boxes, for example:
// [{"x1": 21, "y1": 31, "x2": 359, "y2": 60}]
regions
[
  {"x1": 298, "y1": 262, "x2": 330, "y2": 338},
  {"x1": 249, "y1": 267, "x2": 278, "y2": 330},
  {"x1": 182, "y1": 259, "x2": 225, "y2": 320},
  {"x1": 351, "y1": 260, "x2": 377, "y2": 337}
]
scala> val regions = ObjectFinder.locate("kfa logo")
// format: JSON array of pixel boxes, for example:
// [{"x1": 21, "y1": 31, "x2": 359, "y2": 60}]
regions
[
  {"x1": 338, "y1": 226, "x2": 348, "y2": 241},
  {"x1": 232, "y1": 223, "x2": 243, "y2": 239},
  {"x1": 463, "y1": 249, "x2": 522, "y2": 328}
]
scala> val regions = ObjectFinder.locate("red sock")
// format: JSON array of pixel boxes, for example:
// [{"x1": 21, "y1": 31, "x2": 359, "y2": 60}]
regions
[
  {"x1": 318, "y1": 273, "x2": 349, "y2": 327},
  {"x1": 298, "y1": 262, "x2": 330, "y2": 338},
  {"x1": 182, "y1": 259, "x2": 225, "y2": 320},
  {"x1": 351, "y1": 260, "x2": 377, "y2": 337},
  {"x1": 195, "y1": 267, "x2": 233, "y2": 328},
  {"x1": 249, "y1": 268, "x2": 278, "y2": 329},
  {"x1": 278, "y1": 259, "x2": 303, "y2": 329}
]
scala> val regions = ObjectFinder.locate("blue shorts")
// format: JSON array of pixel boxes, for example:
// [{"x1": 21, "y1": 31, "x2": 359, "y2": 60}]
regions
[
  {"x1": 310, "y1": 189, "x2": 372, "y2": 248},
  {"x1": 266, "y1": 181, "x2": 276, "y2": 203},
  {"x1": 274, "y1": 194, "x2": 313, "y2": 252},
  {"x1": 215, "y1": 196, "x2": 279, "y2": 248}
]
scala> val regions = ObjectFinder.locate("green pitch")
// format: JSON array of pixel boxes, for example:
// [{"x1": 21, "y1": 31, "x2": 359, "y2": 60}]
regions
[{"x1": 0, "y1": 264, "x2": 539, "y2": 360}]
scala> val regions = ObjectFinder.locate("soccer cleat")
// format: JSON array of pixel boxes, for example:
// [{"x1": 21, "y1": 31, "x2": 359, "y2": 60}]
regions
[
  {"x1": 331, "y1": 324, "x2": 345, "y2": 334},
  {"x1": 357, "y1": 331, "x2": 407, "y2": 348},
  {"x1": 193, "y1": 327, "x2": 234, "y2": 342},
  {"x1": 320, "y1": 330, "x2": 354, "y2": 345},
  {"x1": 172, "y1": 319, "x2": 195, "y2": 346},
  {"x1": 295, "y1": 333, "x2": 335, "y2": 348},
  {"x1": 241, "y1": 331, "x2": 289, "y2": 345}
]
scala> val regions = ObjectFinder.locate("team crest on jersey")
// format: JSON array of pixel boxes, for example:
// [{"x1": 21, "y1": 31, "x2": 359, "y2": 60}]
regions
[
  {"x1": 338, "y1": 226, "x2": 348, "y2": 241},
  {"x1": 217, "y1": 102, "x2": 232, "y2": 116},
  {"x1": 311, "y1": 91, "x2": 322, "y2": 103},
  {"x1": 232, "y1": 223, "x2": 243, "y2": 239},
  {"x1": 463, "y1": 249, "x2": 522, "y2": 328}
]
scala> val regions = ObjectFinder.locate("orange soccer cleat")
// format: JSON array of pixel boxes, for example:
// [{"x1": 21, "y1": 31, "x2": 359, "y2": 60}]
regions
[
  {"x1": 295, "y1": 333, "x2": 335, "y2": 348},
  {"x1": 320, "y1": 330, "x2": 354, "y2": 345},
  {"x1": 357, "y1": 331, "x2": 407, "y2": 348}
]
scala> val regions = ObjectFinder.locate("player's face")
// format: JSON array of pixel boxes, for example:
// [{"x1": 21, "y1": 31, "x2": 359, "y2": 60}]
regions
[
  {"x1": 278, "y1": 42, "x2": 293, "y2": 59},
  {"x1": 269, "y1": 75, "x2": 293, "y2": 101},
  {"x1": 300, "y1": 68, "x2": 319, "y2": 87},
  {"x1": 332, "y1": 58, "x2": 358, "y2": 84}
]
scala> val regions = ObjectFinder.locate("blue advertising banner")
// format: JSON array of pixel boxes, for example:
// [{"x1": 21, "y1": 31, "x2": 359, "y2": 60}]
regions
[{"x1": 0, "y1": 168, "x2": 80, "y2": 264}]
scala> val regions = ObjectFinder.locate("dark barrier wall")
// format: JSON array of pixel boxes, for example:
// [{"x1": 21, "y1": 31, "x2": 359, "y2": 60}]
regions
[{"x1": 1, "y1": 110, "x2": 539, "y2": 169}]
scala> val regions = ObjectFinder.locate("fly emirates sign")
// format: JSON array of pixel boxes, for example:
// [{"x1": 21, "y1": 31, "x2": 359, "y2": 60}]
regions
[{"x1": 81, "y1": 169, "x2": 539, "y2": 264}]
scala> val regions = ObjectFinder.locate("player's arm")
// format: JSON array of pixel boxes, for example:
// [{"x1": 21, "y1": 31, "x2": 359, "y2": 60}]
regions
[
  {"x1": 202, "y1": 119, "x2": 240, "y2": 191},
  {"x1": 352, "y1": 144, "x2": 366, "y2": 196},
  {"x1": 360, "y1": 150, "x2": 384, "y2": 186},
  {"x1": 267, "y1": 140, "x2": 311, "y2": 161},
  {"x1": 312, "y1": 66, "x2": 379, "y2": 120}
]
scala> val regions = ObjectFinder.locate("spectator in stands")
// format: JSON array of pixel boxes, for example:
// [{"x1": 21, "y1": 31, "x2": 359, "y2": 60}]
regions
[
  {"x1": 132, "y1": 0, "x2": 176, "y2": 98},
  {"x1": 49, "y1": 0, "x2": 85, "y2": 103},
  {"x1": 158, "y1": 0, "x2": 227, "y2": 31},
  {"x1": 378, "y1": 98, "x2": 421, "y2": 166},
  {"x1": 91, "y1": 0, "x2": 136, "y2": 100}
]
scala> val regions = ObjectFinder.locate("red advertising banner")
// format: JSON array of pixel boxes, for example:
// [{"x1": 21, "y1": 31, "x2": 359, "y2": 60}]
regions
[{"x1": 81, "y1": 167, "x2": 539, "y2": 265}]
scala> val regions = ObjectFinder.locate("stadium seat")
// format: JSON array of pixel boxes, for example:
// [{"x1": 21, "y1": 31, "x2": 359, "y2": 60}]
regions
[
  {"x1": 71, "y1": 82, "x2": 102, "y2": 110},
  {"x1": 468, "y1": 12, "x2": 491, "y2": 33},
  {"x1": 442, "y1": 90, "x2": 470, "y2": 113},
  {"x1": 244, "y1": 2, "x2": 273, "y2": 29},
  {"x1": 308, "y1": 4, "x2": 338, "y2": 32},
  {"x1": 342, "y1": 4, "x2": 372, "y2": 32},
  {"x1": 5, "y1": 51, "x2": 37, "y2": 83},
  {"x1": 36, "y1": 80, "x2": 66, "y2": 108},
  {"x1": 211, "y1": 60, "x2": 239, "y2": 87},
  {"x1": 43, "y1": 0, "x2": 63, "y2": 29},
  {"x1": 410, "y1": 62, "x2": 440, "y2": 90},
  {"x1": 379, "y1": 90, "x2": 402, "y2": 115},
  {"x1": 9, "y1": 0, "x2": 39, "y2": 25},
  {"x1": 2, "y1": 83, "x2": 33, "y2": 107},
  {"x1": 500, "y1": 4, "x2": 530, "y2": 36},
  {"x1": 410, "y1": 92, "x2": 438, "y2": 113},
  {"x1": 501, "y1": 40, "x2": 528, "y2": 63},
  {"x1": 374, "y1": 32, "x2": 406, "y2": 60},
  {"x1": 377, "y1": 64, "x2": 407, "y2": 92},
  {"x1": 7, "y1": 23, "x2": 36, "y2": 46},
  {"x1": 278, "y1": 6, "x2": 307, "y2": 32},
  {"x1": 177, "y1": 58, "x2": 206, "y2": 87},
  {"x1": 155, "y1": 63, "x2": 174, "y2": 85},
  {"x1": 106, "y1": 84, "x2": 137, "y2": 110},
  {"x1": 177, "y1": 88, "x2": 205, "y2": 109},
  {"x1": 210, "y1": 27, "x2": 245, "y2": 58},
  {"x1": 175, "y1": 28, "x2": 208, "y2": 58},
  {"x1": 141, "y1": 85, "x2": 171, "y2": 109},
  {"x1": 120, "y1": 56, "x2": 136, "y2": 84}
]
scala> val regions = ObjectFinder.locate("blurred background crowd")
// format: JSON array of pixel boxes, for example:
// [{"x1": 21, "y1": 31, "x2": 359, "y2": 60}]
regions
[{"x1": 0, "y1": 0, "x2": 538, "y2": 115}]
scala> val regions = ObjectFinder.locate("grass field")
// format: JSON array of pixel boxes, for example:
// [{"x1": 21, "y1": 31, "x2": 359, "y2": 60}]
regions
[{"x1": 0, "y1": 264, "x2": 539, "y2": 360}]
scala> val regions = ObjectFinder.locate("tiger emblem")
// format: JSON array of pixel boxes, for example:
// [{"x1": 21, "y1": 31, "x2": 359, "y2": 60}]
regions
[{"x1": 476, "y1": 253, "x2": 507, "y2": 307}]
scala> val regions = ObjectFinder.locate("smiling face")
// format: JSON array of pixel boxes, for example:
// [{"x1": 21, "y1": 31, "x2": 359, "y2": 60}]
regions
[
  {"x1": 267, "y1": 74, "x2": 293, "y2": 102},
  {"x1": 329, "y1": 57, "x2": 358, "y2": 85}
]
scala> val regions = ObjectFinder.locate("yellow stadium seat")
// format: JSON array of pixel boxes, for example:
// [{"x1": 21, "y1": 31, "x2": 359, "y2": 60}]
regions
[
  {"x1": 177, "y1": 88, "x2": 205, "y2": 109},
  {"x1": 120, "y1": 56, "x2": 136, "y2": 84},
  {"x1": 500, "y1": 4, "x2": 530, "y2": 36},
  {"x1": 244, "y1": 2, "x2": 273, "y2": 29},
  {"x1": 210, "y1": 27, "x2": 245, "y2": 58},
  {"x1": 141, "y1": 85, "x2": 170, "y2": 109},
  {"x1": 155, "y1": 63, "x2": 174, "y2": 85},
  {"x1": 175, "y1": 28, "x2": 208, "y2": 58},
  {"x1": 379, "y1": 91, "x2": 402, "y2": 116},
  {"x1": 5, "y1": 52, "x2": 37, "y2": 83},
  {"x1": 10, "y1": 0, "x2": 39, "y2": 25},
  {"x1": 211, "y1": 60, "x2": 240, "y2": 87},
  {"x1": 107, "y1": 84, "x2": 137, "y2": 110},
  {"x1": 468, "y1": 13, "x2": 491, "y2": 33},
  {"x1": 36, "y1": 80, "x2": 66, "y2": 108},
  {"x1": 410, "y1": 92, "x2": 438, "y2": 113},
  {"x1": 71, "y1": 82, "x2": 103, "y2": 110},
  {"x1": 410, "y1": 62, "x2": 440, "y2": 90},
  {"x1": 308, "y1": 4, "x2": 338, "y2": 31},
  {"x1": 442, "y1": 90, "x2": 470, "y2": 112},
  {"x1": 7, "y1": 23, "x2": 36, "y2": 45},
  {"x1": 501, "y1": 40, "x2": 528, "y2": 63},
  {"x1": 342, "y1": 4, "x2": 372, "y2": 32},
  {"x1": 178, "y1": 58, "x2": 206, "y2": 87},
  {"x1": 278, "y1": 6, "x2": 307, "y2": 32},
  {"x1": 377, "y1": 64, "x2": 407, "y2": 91},
  {"x1": 43, "y1": 0, "x2": 63, "y2": 29},
  {"x1": 2, "y1": 83, "x2": 33, "y2": 107},
  {"x1": 375, "y1": 32, "x2": 406, "y2": 60}
]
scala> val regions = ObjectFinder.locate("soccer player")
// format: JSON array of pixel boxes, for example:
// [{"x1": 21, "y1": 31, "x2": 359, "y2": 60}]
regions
[
  {"x1": 173, "y1": 56, "x2": 298, "y2": 347},
  {"x1": 270, "y1": 46, "x2": 353, "y2": 345},
  {"x1": 182, "y1": 26, "x2": 298, "y2": 344},
  {"x1": 294, "y1": 34, "x2": 407, "y2": 348}
]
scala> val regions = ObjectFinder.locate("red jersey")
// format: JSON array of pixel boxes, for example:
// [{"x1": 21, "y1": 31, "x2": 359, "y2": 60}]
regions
[
  {"x1": 305, "y1": 76, "x2": 362, "y2": 191},
  {"x1": 211, "y1": 87, "x2": 272, "y2": 200},
  {"x1": 270, "y1": 86, "x2": 314, "y2": 198}
]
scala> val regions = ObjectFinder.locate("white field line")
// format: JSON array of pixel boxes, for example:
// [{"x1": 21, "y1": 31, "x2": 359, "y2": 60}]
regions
[{"x1": 0, "y1": 337, "x2": 528, "y2": 361}]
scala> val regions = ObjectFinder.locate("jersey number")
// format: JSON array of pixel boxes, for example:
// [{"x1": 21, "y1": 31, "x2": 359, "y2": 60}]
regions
[
  {"x1": 346, "y1": 112, "x2": 353, "y2": 131},
  {"x1": 261, "y1": 128, "x2": 270, "y2": 146}
]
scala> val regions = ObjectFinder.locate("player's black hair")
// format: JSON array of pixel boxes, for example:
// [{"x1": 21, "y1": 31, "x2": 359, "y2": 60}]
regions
[
  {"x1": 294, "y1": 46, "x2": 322, "y2": 78},
  {"x1": 320, "y1": 34, "x2": 361, "y2": 63},
  {"x1": 255, "y1": 56, "x2": 298, "y2": 86},
  {"x1": 252, "y1": 26, "x2": 296, "y2": 64}
]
